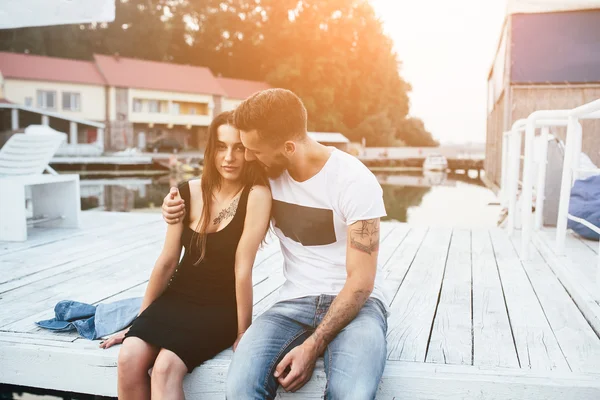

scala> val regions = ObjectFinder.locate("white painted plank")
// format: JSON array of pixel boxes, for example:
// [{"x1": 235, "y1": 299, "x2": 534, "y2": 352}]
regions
[
  {"x1": 386, "y1": 228, "x2": 452, "y2": 361},
  {"x1": 2, "y1": 342, "x2": 600, "y2": 399},
  {"x1": 0, "y1": 223, "x2": 164, "y2": 292},
  {"x1": 426, "y1": 229, "x2": 472, "y2": 365},
  {"x1": 21, "y1": 244, "x2": 284, "y2": 337},
  {"x1": 574, "y1": 234, "x2": 599, "y2": 255},
  {"x1": 471, "y1": 229, "x2": 519, "y2": 368},
  {"x1": 4, "y1": 222, "x2": 600, "y2": 398},
  {"x1": 382, "y1": 226, "x2": 429, "y2": 304},
  {"x1": 0, "y1": 331, "x2": 77, "y2": 343},
  {"x1": 514, "y1": 234, "x2": 600, "y2": 373},
  {"x1": 0, "y1": 217, "x2": 162, "y2": 268},
  {"x1": 532, "y1": 231, "x2": 600, "y2": 337},
  {"x1": 490, "y1": 228, "x2": 570, "y2": 371},
  {"x1": 0, "y1": 339, "x2": 120, "y2": 396},
  {"x1": 252, "y1": 251, "x2": 283, "y2": 287},
  {"x1": 377, "y1": 223, "x2": 410, "y2": 272},
  {"x1": 252, "y1": 284, "x2": 282, "y2": 319},
  {"x1": 252, "y1": 255, "x2": 285, "y2": 304},
  {"x1": 0, "y1": 211, "x2": 160, "y2": 256},
  {"x1": 1, "y1": 244, "x2": 160, "y2": 331},
  {"x1": 0, "y1": 237, "x2": 161, "y2": 310},
  {"x1": 538, "y1": 229, "x2": 599, "y2": 298}
]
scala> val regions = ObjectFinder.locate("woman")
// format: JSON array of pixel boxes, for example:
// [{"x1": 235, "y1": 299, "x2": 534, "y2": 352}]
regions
[{"x1": 99, "y1": 111, "x2": 272, "y2": 400}]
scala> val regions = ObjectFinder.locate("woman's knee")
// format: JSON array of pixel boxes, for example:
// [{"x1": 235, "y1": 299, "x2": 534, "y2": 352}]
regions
[
  {"x1": 118, "y1": 338, "x2": 156, "y2": 379},
  {"x1": 151, "y1": 350, "x2": 187, "y2": 384}
]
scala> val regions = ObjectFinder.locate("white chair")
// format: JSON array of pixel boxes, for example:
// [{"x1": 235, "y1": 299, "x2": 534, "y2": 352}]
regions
[{"x1": 0, "y1": 126, "x2": 80, "y2": 241}]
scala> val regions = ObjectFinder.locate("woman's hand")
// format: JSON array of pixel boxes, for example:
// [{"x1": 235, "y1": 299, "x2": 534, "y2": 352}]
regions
[
  {"x1": 233, "y1": 331, "x2": 245, "y2": 352},
  {"x1": 99, "y1": 328, "x2": 130, "y2": 349}
]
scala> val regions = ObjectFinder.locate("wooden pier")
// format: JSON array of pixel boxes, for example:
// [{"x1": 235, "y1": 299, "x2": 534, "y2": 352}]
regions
[{"x1": 1, "y1": 212, "x2": 599, "y2": 399}]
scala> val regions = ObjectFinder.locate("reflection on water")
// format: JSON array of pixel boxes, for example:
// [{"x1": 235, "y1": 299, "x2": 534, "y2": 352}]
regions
[
  {"x1": 80, "y1": 170, "x2": 500, "y2": 228},
  {"x1": 381, "y1": 184, "x2": 430, "y2": 222},
  {"x1": 80, "y1": 174, "x2": 195, "y2": 212}
]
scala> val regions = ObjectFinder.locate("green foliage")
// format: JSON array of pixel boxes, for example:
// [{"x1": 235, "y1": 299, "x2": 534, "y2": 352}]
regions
[{"x1": 0, "y1": 0, "x2": 435, "y2": 146}]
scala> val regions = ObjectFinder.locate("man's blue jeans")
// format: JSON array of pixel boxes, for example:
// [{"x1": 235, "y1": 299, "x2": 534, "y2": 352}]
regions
[{"x1": 227, "y1": 295, "x2": 388, "y2": 400}]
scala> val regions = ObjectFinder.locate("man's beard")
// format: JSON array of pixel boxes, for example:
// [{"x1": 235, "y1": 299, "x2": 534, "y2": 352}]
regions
[{"x1": 263, "y1": 154, "x2": 289, "y2": 179}]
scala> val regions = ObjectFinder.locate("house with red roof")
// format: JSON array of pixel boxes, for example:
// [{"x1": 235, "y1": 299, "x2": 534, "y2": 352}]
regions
[
  {"x1": 217, "y1": 77, "x2": 271, "y2": 112},
  {"x1": 94, "y1": 54, "x2": 229, "y2": 150},
  {"x1": 0, "y1": 52, "x2": 107, "y2": 152},
  {"x1": 0, "y1": 52, "x2": 107, "y2": 122},
  {"x1": 0, "y1": 52, "x2": 271, "y2": 151}
]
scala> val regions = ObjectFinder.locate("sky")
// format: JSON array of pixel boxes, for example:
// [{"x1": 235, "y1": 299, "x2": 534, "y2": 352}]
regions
[{"x1": 370, "y1": 0, "x2": 508, "y2": 145}]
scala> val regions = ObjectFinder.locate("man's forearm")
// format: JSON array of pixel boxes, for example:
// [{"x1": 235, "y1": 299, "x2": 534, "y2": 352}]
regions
[{"x1": 306, "y1": 281, "x2": 372, "y2": 355}]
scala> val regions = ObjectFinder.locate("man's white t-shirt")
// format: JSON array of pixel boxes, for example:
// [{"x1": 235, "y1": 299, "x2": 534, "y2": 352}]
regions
[{"x1": 269, "y1": 148, "x2": 388, "y2": 308}]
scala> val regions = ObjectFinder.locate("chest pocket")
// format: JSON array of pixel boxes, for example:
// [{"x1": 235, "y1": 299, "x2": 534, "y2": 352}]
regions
[{"x1": 272, "y1": 200, "x2": 337, "y2": 246}]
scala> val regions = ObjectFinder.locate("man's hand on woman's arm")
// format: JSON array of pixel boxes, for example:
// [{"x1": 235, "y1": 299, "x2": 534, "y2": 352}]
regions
[{"x1": 162, "y1": 187, "x2": 186, "y2": 224}]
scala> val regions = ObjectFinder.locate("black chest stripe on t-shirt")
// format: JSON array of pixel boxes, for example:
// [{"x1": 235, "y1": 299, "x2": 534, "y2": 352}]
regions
[{"x1": 272, "y1": 200, "x2": 337, "y2": 246}]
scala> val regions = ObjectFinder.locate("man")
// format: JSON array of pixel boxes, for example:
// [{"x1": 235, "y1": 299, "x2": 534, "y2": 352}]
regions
[{"x1": 161, "y1": 89, "x2": 388, "y2": 399}]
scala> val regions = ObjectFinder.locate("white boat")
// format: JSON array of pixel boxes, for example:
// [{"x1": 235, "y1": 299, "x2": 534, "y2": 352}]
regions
[{"x1": 423, "y1": 154, "x2": 448, "y2": 171}]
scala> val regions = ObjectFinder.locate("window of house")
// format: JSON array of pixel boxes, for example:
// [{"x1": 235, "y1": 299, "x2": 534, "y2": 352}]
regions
[
  {"x1": 171, "y1": 103, "x2": 180, "y2": 115},
  {"x1": 133, "y1": 98, "x2": 143, "y2": 112},
  {"x1": 24, "y1": 97, "x2": 33, "y2": 107},
  {"x1": 160, "y1": 101, "x2": 169, "y2": 114},
  {"x1": 148, "y1": 100, "x2": 159, "y2": 113},
  {"x1": 62, "y1": 92, "x2": 81, "y2": 111},
  {"x1": 36, "y1": 90, "x2": 56, "y2": 109},
  {"x1": 189, "y1": 107, "x2": 197, "y2": 115},
  {"x1": 199, "y1": 103, "x2": 209, "y2": 115}
]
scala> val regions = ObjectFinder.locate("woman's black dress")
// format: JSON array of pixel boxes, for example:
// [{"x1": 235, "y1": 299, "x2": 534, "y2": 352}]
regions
[{"x1": 124, "y1": 181, "x2": 249, "y2": 372}]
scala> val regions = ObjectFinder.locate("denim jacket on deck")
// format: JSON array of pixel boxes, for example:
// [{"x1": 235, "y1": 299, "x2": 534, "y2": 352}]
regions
[{"x1": 35, "y1": 297, "x2": 142, "y2": 340}]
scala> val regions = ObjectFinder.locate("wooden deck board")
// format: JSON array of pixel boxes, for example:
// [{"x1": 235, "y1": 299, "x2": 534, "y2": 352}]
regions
[
  {"x1": 532, "y1": 228, "x2": 600, "y2": 336},
  {"x1": 0, "y1": 219, "x2": 163, "y2": 286},
  {"x1": 490, "y1": 229, "x2": 569, "y2": 371},
  {"x1": 426, "y1": 229, "x2": 472, "y2": 365},
  {"x1": 386, "y1": 228, "x2": 452, "y2": 362},
  {"x1": 509, "y1": 232, "x2": 600, "y2": 374},
  {"x1": 1, "y1": 212, "x2": 600, "y2": 399},
  {"x1": 471, "y1": 228, "x2": 519, "y2": 368},
  {"x1": 0, "y1": 212, "x2": 159, "y2": 256}
]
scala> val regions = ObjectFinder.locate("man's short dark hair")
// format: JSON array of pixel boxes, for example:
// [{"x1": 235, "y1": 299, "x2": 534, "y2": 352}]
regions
[{"x1": 232, "y1": 88, "x2": 308, "y2": 145}]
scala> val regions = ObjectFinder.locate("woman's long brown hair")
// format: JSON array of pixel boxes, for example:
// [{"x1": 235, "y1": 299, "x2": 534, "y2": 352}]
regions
[{"x1": 191, "y1": 111, "x2": 268, "y2": 265}]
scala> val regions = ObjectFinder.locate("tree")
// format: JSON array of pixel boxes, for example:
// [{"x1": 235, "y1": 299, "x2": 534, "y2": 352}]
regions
[
  {"x1": 396, "y1": 117, "x2": 438, "y2": 147},
  {"x1": 347, "y1": 112, "x2": 394, "y2": 147},
  {"x1": 0, "y1": 0, "x2": 435, "y2": 146}
]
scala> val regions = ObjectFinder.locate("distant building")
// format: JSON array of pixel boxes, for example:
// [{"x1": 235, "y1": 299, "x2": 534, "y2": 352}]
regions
[
  {"x1": 486, "y1": 1, "x2": 600, "y2": 189},
  {"x1": 0, "y1": 52, "x2": 106, "y2": 152},
  {"x1": 94, "y1": 54, "x2": 226, "y2": 151},
  {"x1": 308, "y1": 132, "x2": 350, "y2": 152},
  {"x1": 217, "y1": 77, "x2": 271, "y2": 112},
  {"x1": 0, "y1": 52, "x2": 271, "y2": 152}
]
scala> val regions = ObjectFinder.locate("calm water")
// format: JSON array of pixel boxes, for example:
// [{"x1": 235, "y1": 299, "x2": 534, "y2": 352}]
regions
[{"x1": 79, "y1": 171, "x2": 501, "y2": 228}]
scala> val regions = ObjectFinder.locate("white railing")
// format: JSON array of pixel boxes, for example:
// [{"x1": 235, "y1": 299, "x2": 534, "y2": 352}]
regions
[{"x1": 502, "y1": 98, "x2": 600, "y2": 265}]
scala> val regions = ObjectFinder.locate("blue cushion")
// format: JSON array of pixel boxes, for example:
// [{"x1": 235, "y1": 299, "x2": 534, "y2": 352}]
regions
[{"x1": 567, "y1": 175, "x2": 600, "y2": 240}]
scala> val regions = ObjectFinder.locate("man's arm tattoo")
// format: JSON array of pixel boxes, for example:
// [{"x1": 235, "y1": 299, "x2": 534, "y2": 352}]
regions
[
  {"x1": 312, "y1": 289, "x2": 371, "y2": 351},
  {"x1": 350, "y1": 219, "x2": 380, "y2": 255}
]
